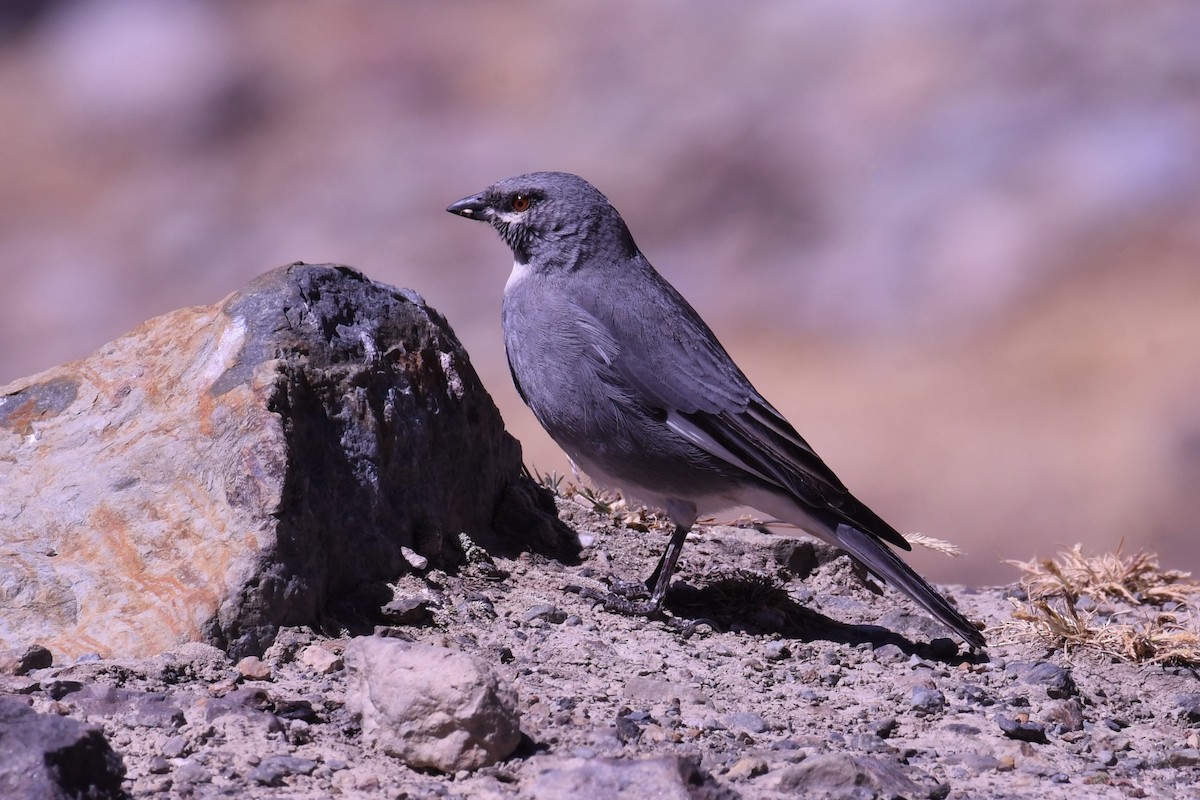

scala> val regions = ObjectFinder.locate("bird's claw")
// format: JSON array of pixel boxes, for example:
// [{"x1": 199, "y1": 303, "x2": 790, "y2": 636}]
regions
[{"x1": 579, "y1": 583, "x2": 665, "y2": 618}]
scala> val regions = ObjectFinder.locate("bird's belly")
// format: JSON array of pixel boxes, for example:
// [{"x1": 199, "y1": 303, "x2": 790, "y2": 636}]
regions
[
  {"x1": 503, "y1": 287, "x2": 744, "y2": 511},
  {"x1": 521, "y1": 379, "x2": 744, "y2": 512}
]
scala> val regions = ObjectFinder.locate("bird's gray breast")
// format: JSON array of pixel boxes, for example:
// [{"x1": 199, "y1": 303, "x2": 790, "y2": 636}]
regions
[
  {"x1": 502, "y1": 273, "x2": 632, "y2": 448},
  {"x1": 500, "y1": 270, "x2": 740, "y2": 502}
]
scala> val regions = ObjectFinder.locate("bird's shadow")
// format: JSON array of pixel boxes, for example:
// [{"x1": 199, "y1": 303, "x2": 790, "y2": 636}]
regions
[{"x1": 659, "y1": 573, "x2": 983, "y2": 666}]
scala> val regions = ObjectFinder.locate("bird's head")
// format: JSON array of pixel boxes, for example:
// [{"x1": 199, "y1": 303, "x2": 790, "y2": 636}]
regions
[{"x1": 447, "y1": 171, "x2": 637, "y2": 269}]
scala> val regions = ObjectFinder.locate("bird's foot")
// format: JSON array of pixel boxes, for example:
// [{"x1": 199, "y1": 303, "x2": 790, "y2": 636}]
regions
[
  {"x1": 578, "y1": 576, "x2": 665, "y2": 618},
  {"x1": 607, "y1": 576, "x2": 652, "y2": 601}
]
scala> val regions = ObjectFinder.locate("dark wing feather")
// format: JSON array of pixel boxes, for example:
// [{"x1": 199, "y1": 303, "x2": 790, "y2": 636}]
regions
[
  {"x1": 676, "y1": 404, "x2": 911, "y2": 551},
  {"x1": 581, "y1": 257, "x2": 910, "y2": 551}
]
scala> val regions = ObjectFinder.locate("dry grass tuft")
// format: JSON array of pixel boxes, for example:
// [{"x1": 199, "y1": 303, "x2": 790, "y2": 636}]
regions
[
  {"x1": 1005, "y1": 543, "x2": 1200, "y2": 666},
  {"x1": 529, "y1": 466, "x2": 669, "y2": 532},
  {"x1": 1009, "y1": 543, "x2": 1197, "y2": 606}
]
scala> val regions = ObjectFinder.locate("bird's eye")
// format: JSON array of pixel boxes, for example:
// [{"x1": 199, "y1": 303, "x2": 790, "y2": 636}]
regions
[{"x1": 511, "y1": 194, "x2": 531, "y2": 212}]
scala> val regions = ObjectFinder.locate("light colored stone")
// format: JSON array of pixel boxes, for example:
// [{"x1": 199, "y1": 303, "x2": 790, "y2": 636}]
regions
[
  {"x1": 525, "y1": 756, "x2": 700, "y2": 800},
  {"x1": 344, "y1": 636, "x2": 520, "y2": 772},
  {"x1": 0, "y1": 263, "x2": 566, "y2": 660},
  {"x1": 236, "y1": 656, "x2": 271, "y2": 681},
  {"x1": 298, "y1": 644, "x2": 343, "y2": 675},
  {"x1": 726, "y1": 756, "x2": 769, "y2": 780}
]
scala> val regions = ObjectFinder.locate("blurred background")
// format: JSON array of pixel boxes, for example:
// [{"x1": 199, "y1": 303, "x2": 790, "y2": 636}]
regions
[{"x1": 1, "y1": 0, "x2": 1197, "y2": 585}]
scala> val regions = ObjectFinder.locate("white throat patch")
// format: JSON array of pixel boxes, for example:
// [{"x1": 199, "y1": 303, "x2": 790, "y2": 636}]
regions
[{"x1": 505, "y1": 260, "x2": 531, "y2": 292}]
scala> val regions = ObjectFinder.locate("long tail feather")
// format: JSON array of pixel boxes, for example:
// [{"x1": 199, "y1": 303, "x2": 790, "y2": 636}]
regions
[{"x1": 832, "y1": 523, "x2": 986, "y2": 649}]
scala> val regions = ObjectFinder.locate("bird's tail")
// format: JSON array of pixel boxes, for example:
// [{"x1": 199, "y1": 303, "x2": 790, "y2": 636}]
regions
[{"x1": 830, "y1": 523, "x2": 986, "y2": 649}]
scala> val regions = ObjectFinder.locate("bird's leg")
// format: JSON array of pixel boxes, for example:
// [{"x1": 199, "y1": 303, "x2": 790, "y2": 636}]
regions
[
  {"x1": 643, "y1": 524, "x2": 690, "y2": 611},
  {"x1": 586, "y1": 524, "x2": 690, "y2": 617}
]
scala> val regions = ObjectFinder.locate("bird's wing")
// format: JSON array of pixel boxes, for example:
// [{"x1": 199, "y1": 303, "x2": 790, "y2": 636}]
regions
[
  {"x1": 666, "y1": 405, "x2": 911, "y2": 551},
  {"x1": 580, "y1": 262, "x2": 911, "y2": 551}
]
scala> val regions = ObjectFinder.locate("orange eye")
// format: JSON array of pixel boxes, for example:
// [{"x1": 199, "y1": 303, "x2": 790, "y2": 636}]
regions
[{"x1": 511, "y1": 194, "x2": 531, "y2": 212}]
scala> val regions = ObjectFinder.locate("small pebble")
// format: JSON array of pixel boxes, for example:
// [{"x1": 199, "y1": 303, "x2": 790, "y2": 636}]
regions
[
  {"x1": 174, "y1": 760, "x2": 211, "y2": 785},
  {"x1": 725, "y1": 711, "x2": 768, "y2": 734},
  {"x1": 521, "y1": 604, "x2": 566, "y2": 623},
  {"x1": 1021, "y1": 662, "x2": 1076, "y2": 699},
  {"x1": 726, "y1": 756, "x2": 769, "y2": 780},
  {"x1": 997, "y1": 715, "x2": 1048, "y2": 744},
  {"x1": 15, "y1": 644, "x2": 53, "y2": 676},
  {"x1": 400, "y1": 546, "x2": 428, "y2": 570},
  {"x1": 236, "y1": 656, "x2": 271, "y2": 681},
  {"x1": 298, "y1": 644, "x2": 343, "y2": 674},
  {"x1": 160, "y1": 735, "x2": 188, "y2": 759},
  {"x1": 910, "y1": 687, "x2": 946, "y2": 715},
  {"x1": 764, "y1": 641, "x2": 790, "y2": 661},
  {"x1": 1168, "y1": 748, "x2": 1200, "y2": 768},
  {"x1": 872, "y1": 717, "x2": 898, "y2": 739}
]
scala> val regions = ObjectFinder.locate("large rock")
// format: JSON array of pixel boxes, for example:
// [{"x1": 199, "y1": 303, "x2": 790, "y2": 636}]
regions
[
  {"x1": 0, "y1": 263, "x2": 569, "y2": 660},
  {"x1": 524, "y1": 756, "x2": 710, "y2": 800},
  {"x1": 344, "y1": 636, "x2": 522, "y2": 772},
  {"x1": 768, "y1": 753, "x2": 939, "y2": 798},
  {"x1": 0, "y1": 697, "x2": 126, "y2": 799}
]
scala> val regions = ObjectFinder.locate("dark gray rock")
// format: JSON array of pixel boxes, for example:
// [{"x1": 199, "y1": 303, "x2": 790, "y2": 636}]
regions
[
  {"x1": 0, "y1": 696, "x2": 126, "y2": 799},
  {"x1": 910, "y1": 687, "x2": 946, "y2": 715},
  {"x1": 773, "y1": 539, "x2": 818, "y2": 578},
  {"x1": 248, "y1": 755, "x2": 319, "y2": 786},
  {"x1": 1019, "y1": 662, "x2": 1077, "y2": 699},
  {"x1": 996, "y1": 715, "x2": 1049, "y2": 744},
  {"x1": 63, "y1": 684, "x2": 185, "y2": 729},
  {"x1": 1172, "y1": 693, "x2": 1200, "y2": 725},
  {"x1": 774, "y1": 752, "x2": 941, "y2": 799},
  {"x1": 1042, "y1": 698, "x2": 1085, "y2": 732},
  {"x1": 16, "y1": 643, "x2": 54, "y2": 675},
  {"x1": 380, "y1": 596, "x2": 435, "y2": 626},
  {"x1": 872, "y1": 716, "x2": 898, "y2": 739}
]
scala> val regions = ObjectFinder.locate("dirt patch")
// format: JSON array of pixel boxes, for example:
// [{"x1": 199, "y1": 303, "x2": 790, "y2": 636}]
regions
[{"x1": 4, "y1": 499, "x2": 1198, "y2": 798}]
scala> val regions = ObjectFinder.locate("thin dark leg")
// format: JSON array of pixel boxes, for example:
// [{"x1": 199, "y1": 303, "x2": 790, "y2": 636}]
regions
[
  {"x1": 580, "y1": 524, "x2": 691, "y2": 617},
  {"x1": 643, "y1": 525, "x2": 690, "y2": 612}
]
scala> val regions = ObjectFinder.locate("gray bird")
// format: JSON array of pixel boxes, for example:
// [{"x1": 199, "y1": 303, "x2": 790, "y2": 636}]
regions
[{"x1": 447, "y1": 171, "x2": 984, "y2": 649}]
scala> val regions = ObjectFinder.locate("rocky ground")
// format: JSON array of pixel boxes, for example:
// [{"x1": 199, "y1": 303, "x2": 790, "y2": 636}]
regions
[{"x1": 4, "y1": 497, "x2": 1199, "y2": 799}]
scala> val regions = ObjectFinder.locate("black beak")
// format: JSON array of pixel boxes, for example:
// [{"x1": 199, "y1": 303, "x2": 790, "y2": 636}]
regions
[{"x1": 446, "y1": 192, "x2": 490, "y2": 220}]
